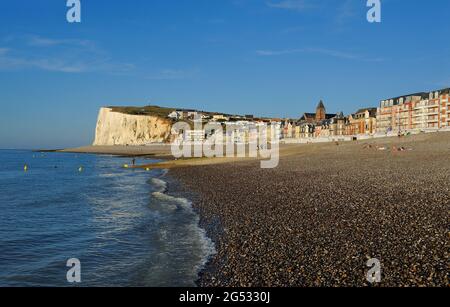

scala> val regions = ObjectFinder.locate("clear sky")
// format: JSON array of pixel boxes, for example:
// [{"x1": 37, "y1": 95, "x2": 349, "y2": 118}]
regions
[{"x1": 0, "y1": 0, "x2": 449, "y2": 148}]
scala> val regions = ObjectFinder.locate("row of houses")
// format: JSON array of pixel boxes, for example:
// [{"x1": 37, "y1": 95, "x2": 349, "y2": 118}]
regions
[
  {"x1": 174, "y1": 119, "x2": 281, "y2": 143},
  {"x1": 168, "y1": 110, "x2": 254, "y2": 122},
  {"x1": 279, "y1": 101, "x2": 378, "y2": 140},
  {"x1": 281, "y1": 87, "x2": 449, "y2": 141},
  {"x1": 168, "y1": 87, "x2": 449, "y2": 143}
]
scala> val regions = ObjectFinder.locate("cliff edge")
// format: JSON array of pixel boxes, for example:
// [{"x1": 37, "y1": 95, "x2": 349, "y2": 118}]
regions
[{"x1": 93, "y1": 107, "x2": 173, "y2": 146}]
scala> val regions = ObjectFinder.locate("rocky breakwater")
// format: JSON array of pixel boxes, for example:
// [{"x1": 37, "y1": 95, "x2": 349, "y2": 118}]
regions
[{"x1": 93, "y1": 107, "x2": 173, "y2": 146}]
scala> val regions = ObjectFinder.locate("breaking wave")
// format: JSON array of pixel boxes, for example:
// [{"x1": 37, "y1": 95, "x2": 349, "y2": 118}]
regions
[{"x1": 148, "y1": 174, "x2": 216, "y2": 283}]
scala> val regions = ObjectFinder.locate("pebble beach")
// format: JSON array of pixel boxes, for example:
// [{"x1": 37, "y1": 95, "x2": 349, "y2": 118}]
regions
[{"x1": 170, "y1": 132, "x2": 450, "y2": 287}]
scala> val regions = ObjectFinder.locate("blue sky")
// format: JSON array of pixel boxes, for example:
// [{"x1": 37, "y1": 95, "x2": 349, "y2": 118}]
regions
[{"x1": 0, "y1": 0, "x2": 449, "y2": 148}]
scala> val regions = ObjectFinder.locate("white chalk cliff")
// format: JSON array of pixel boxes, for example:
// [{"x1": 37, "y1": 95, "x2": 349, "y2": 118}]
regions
[{"x1": 93, "y1": 107, "x2": 173, "y2": 146}]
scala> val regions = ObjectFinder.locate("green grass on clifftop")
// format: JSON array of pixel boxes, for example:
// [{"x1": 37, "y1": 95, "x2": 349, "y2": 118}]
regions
[{"x1": 109, "y1": 105, "x2": 176, "y2": 117}]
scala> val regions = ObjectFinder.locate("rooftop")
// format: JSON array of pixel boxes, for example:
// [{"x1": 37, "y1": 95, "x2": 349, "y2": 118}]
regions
[{"x1": 381, "y1": 87, "x2": 450, "y2": 103}]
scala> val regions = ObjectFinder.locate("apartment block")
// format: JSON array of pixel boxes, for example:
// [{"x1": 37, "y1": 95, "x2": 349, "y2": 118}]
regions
[{"x1": 377, "y1": 88, "x2": 450, "y2": 133}]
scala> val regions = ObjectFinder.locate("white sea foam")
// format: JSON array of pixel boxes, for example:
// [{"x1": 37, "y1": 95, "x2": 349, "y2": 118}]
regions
[
  {"x1": 150, "y1": 178, "x2": 168, "y2": 193},
  {"x1": 149, "y1": 179, "x2": 216, "y2": 280},
  {"x1": 152, "y1": 191, "x2": 190, "y2": 205},
  {"x1": 99, "y1": 172, "x2": 128, "y2": 178},
  {"x1": 190, "y1": 219, "x2": 216, "y2": 276}
]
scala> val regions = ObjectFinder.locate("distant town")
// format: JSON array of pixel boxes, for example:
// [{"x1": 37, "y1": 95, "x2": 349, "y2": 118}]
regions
[{"x1": 159, "y1": 87, "x2": 450, "y2": 143}]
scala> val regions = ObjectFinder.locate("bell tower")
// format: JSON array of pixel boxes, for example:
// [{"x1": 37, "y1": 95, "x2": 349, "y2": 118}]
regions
[{"x1": 316, "y1": 100, "x2": 326, "y2": 121}]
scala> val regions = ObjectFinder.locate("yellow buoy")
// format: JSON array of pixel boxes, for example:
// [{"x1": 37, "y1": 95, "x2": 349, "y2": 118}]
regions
[
  {"x1": 145, "y1": 168, "x2": 150, "y2": 171},
  {"x1": 24, "y1": 165, "x2": 28, "y2": 172},
  {"x1": 78, "y1": 166, "x2": 83, "y2": 172},
  {"x1": 123, "y1": 164, "x2": 129, "y2": 169}
]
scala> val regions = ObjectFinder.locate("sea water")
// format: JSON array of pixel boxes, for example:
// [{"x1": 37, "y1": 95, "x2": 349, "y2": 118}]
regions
[{"x1": 0, "y1": 150, "x2": 215, "y2": 287}]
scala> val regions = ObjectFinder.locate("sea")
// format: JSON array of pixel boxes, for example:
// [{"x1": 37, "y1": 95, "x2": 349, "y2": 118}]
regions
[{"x1": 0, "y1": 150, "x2": 215, "y2": 287}]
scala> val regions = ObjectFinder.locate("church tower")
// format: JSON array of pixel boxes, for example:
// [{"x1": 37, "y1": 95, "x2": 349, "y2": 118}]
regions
[{"x1": 316, "y1": 100, "x2": 326, "y2": 121}]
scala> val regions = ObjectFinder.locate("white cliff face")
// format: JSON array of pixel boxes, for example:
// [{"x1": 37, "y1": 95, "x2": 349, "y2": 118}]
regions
[{"x1": 93, "y1": 108, "x2": 173, "y2": 146}]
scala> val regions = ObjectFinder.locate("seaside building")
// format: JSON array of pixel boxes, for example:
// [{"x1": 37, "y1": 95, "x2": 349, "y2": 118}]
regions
[
  {"x1": 347, "y1": 108, "x2": 377, "y2": 135},
  {"x1": 296, "y1": 100, "x2": 337, "y2": 138},
  {"x1": 168, "y1": 111, "x2": 183, "y2": 120},
  {"x1": 314, "y1": 119, "x2": 332, "y2": 138},
  {"x1": 212, "y1": 114, "x2": 230, "y2": 122},
  {"x1": 168, "y1": 109, "x2": 208, "y2": 121},
  {"x1": 420, "y1": 89, "x2": 449, "y2": 129},
  {"x1": 315, "y1": 100, "x2": 326, "y2": 121},
  {"x1": 293, "y1": 100, "x2": 380, "y2": 140},
  {"x1": 300, "y1": 100, "x2": 336, "y2": 123},
  {"x1": 377, "y1": 88, "x2": 450, "y2": 133},
  {"x1": 299, "y1": 123, "x2": 315, "y2": 138},
  {"x1": 294, "y1": 125, "x2": 301, "y2": 139},
  {"x1": 329, "y1": 112, "x2": 347, "y2": 136},
  {"x1": 282, "y1": 120, "x2": 296, "y2": 139},
  {"x1": 377, "y1": 93, "x2": 425, "y2": 133}
]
